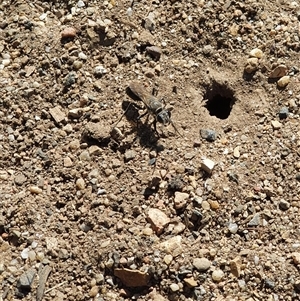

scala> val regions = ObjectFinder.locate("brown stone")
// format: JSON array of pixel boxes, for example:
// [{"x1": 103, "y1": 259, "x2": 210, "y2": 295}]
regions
[
  {"x1": 114, "y1": 268, "x2": 150, "y2": 287},
  {"x1": 147, "y1": 208, "x2": 170, "y2": 235}
]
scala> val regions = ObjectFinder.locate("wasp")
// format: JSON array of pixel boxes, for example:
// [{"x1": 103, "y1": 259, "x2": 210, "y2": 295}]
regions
[{"x1": 128, "y1": 81, "x2": 181, "y2": 136}]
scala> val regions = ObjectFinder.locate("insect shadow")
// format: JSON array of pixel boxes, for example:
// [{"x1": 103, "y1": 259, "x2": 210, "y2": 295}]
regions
[{"x1": 121, "y1": 98, "x2": 159, "y2": 148}]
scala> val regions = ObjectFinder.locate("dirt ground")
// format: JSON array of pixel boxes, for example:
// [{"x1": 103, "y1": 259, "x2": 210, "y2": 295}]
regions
[{"x1": 1, "y1": 0, "x2": 300, "y2": 300}]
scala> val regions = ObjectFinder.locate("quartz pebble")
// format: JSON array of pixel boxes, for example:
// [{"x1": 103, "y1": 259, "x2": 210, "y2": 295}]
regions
[
  {"x1": 212, "y1": 269, "x2": 225, "y2": 282},
  {"x1": 201, "y1": 158, "x2": 215, "y2": 174},
  {"x1": 228, "y1": 222, "x2": 238, "y2": 234},
  {"x1": 170, "y1": 283, "x2": 180, "y2": 292}
]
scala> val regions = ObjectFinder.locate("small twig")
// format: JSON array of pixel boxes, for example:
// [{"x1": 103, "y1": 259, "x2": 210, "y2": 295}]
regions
[{"x1": 44, "y1": 280, "x2": 68, "y2": 294}]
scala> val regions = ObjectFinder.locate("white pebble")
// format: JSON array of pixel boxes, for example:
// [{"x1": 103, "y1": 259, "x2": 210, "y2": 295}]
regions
[
  {"x1": 77, "y1": 0, "x2": 85, "y2": 7},
  {"x1": 127, "y1": 7, "x2": 133, "y2": 16},
  {"x1": 2, "y1": 59, "x2": 11, "y2": 66},
  {"x1": 78, "y1": 52, "x2": 87, "y2": 60},
  {"x1": 170, "y1": 283, "x2": 180, "y2": 292},
  {"x1": 228, "y1": 222, "x2": 238, "y2": 234},
  {"x1": 132, "y1": 31, "x2": 139, "y2": 39},
  {"x1": 212, "y1": 269, "x2": 225, "y2": 282},
  {"x1": 39, "y1": 13, "x2": 47, "y2": 21},
  {"x1": 21, "y1": 248, "x2": 30, "y2": 259}
]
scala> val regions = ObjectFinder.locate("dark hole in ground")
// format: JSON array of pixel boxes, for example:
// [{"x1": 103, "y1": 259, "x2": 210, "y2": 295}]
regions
[{"x1": 204, "y1": 80, "x2": 236, "y2": 119}]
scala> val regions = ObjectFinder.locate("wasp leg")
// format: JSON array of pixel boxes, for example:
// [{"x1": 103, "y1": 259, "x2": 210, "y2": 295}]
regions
[{"x1": 152, "y1": 119, "x2": 161, "y2": 137}]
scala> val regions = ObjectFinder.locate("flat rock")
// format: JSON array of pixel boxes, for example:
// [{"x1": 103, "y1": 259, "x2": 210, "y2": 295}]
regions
[
  {"x1": 49, "y1": 106, "x2": 66, "y2": 123},
  {"x1": 18, "y1": 268, "x2": 36, "y2": 289},
  {"x1": 147, "y1": 208, "x2": 170, "y2": 234},
  {"x1": 248, "y1": 213, "x2": 261, "y2": 226},
  {"x1": 269, "y1": 64, "x2": 287, "y2": 79},
  {"x1": 271, "y1": 120, "x2": 282, "y2": 130},
  {"x1": 230, "y1": 257, "x2": 241, "y2": 277},
  {"x1": 184, "y1": 277, "x2": 198, "y2": 287},
  {"x1": 193, "y1": 257, "x2": 211, "y2": 271},
  {"x1": 158, "y1": 235, "x2": 183, "y2": 257},
  {"x1": 82, "y1": 122, "x2": 111, "y2": 142},
  {"x1": 114, "y1": 268, "x2": 150, "y2": 287}
]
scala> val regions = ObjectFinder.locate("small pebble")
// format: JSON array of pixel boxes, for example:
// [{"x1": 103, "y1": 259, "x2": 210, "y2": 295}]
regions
[
  {"x1": 94, "y1": 65, "x2": 108, "y2": 76},
  {"x1": 228, "y1": 222, "x2": 238, "y2": 234},
  {"x1": 78, "y1": 52, "x2": 87, "y2": 60},
  {"x1": 269, "y1": 64, "x2": 287, "y2": 78},
  {"x1": 279, "y1": 199, "x2": 290, "y2": 210},
  {"x1": 30, "y1": 186, "x2": 42, "y2": 194},
  {"x1": 233, "y1": 146, "x2": 240, "y2": 158},
  {"x1": 212, "y1": 269, "x2": 225, "y2": 282},
  {"x1": 76, "y1": 178, "x2": 85, "y2": 190},
  {"x1": 21, "y1": 248, "x2": 30, "y2": 259},
  {"x1": 244, "y1": 57, "x2": 259, "y2": 73},
  {"x1": 277, "y1": 76, "x2": 290, "y2": 88},
  {"x1": 271, "y1": 120, "x2": 282, "y2": 130},
  {"x1": 278, "y1": 107, "x2": 289, "y2": 119},
  {"x1": 77, "y1": 0, "x2": 85, "y2": 8},
  {"x1": 89, "y1": 285, "x2": 99, "y2": 297},
  {"x1": 124, "y1": 150, "x2": 136, "y2": 162},
  {"x1": 193, "y1": 257, "x2": 211, "y2": 271},
  {"x1": 201, "y1": 158, "x2": 215, "y2": 174},
  {"x1": 184, "y1": 277, "x2": 198, "y2": 288},
  {"x1": 170, "y1": 283, "x2": 180, "y2": 292},
  {"x1": 249, "y1": 48, "x2": 263, "y2": 59},
  {"x1": 61, "y1": 27, "x2": 77, "y2": 39},
  {"x1": 200, "y1": 129, "x2": 216, "y2": 142}
]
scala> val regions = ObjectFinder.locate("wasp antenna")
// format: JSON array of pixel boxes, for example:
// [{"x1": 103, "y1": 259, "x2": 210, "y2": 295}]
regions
[{"x1": 170, "y1": 120, "x2": 183, "y2": 137}]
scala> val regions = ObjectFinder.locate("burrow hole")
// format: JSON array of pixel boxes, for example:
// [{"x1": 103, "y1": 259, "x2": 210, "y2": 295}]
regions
[{"x1": 204, "y1": 80, "x2": 236, "y2": 119}]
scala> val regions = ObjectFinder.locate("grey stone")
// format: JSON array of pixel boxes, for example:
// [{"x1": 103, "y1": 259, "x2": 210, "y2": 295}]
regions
[
  {"x1": 193, "y1": 257, "x2": 211, "y2": 272},
  {"x1": 279, "y1": 199, "x2": 290, "y2": 210},
  {"x1": 248, "y1": 213, "x2": 261, "y2": 226},
  {"x1": 18, "y1": 269, "x2": 36, "y2": 289},
  {"x1": 200, "y1": 129, "x2": 216, "y2": 142},
  {"x1": 64, "y1": 72, "x2": 76, "y2": 87},
  {"x1": 146, "y1": 46, "x2": 162, "y2": 60},
  {"x1": 279, "y1": 107, "x2": 289, "y2": 119}
]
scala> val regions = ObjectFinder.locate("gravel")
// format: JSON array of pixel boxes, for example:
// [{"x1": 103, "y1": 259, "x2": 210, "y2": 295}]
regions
[{"x1": 1, "y1": 0, "x2": 300, "y2": 300}]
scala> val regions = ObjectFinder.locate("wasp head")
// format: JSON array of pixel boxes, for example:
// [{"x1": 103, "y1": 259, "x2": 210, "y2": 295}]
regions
[{"x1": 156, "y1": 109, "x2": 171, "y2": 125}]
